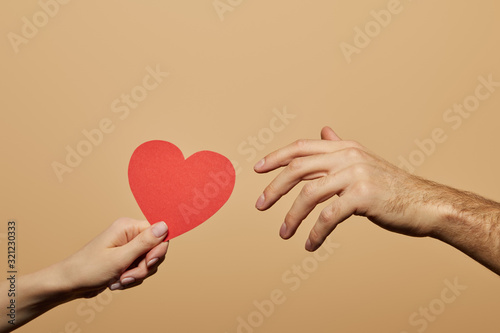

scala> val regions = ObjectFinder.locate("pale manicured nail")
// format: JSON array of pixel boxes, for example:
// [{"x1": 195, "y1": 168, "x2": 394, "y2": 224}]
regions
[
  {"x1": 121, "y1": 277, "x2": 135, "y2": 286},
  {"x1": 152, "y1": 221, "x2": 168, "y2": 238},
  {"x1": 280, "y1": 223, "x2": 287, "y2": 238},
  {"x1": 147, "y1": 258, "x2": 159, "y2": 268},
  {"x1": 255, "y1": 193, "x2": 265, "y2": 209},
  {"x1": 110, "y1": 282, "x2": 122, "y2": 291},
  {"x1": 254, "y1": 159, "x2": 265, "y2": 170}
]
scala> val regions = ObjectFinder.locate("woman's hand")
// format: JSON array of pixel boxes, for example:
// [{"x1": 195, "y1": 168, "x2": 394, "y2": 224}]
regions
[
  {"x1": 0, "y1": 218, "x2": 169, "y2": 333},
  {"x1": 60, "y1": 218, "x2": 169, "y2": 297}
]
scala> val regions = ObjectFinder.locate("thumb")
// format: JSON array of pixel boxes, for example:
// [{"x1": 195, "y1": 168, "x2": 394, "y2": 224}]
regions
[
  {"x1": 119, "y1": 221, "x2": 168, "y2": 264},
  {"x1": 321, "y1": 126, "x2": 342, "y2": 141}
]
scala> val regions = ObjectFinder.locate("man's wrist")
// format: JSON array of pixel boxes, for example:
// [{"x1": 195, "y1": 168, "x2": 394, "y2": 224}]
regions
[
  {"x1": 429, "y1": 200, "x2": 461, "y2": 242},
  {"x1": 426, "y1": 187, "x2": 500, "y2": 274}
]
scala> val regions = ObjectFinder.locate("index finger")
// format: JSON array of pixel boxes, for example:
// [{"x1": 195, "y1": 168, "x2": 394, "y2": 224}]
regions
[{"x1": 254, "y1": 139, "x2": 359, "y2": 173}]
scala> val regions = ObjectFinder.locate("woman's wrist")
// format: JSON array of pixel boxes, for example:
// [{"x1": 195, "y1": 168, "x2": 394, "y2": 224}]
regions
[
  {"x1": 9, "y1": 263, "x2": 79, "y2": 330},
  {"x1": 20, "y1": 263, "x2": 77, "y2": 311}
]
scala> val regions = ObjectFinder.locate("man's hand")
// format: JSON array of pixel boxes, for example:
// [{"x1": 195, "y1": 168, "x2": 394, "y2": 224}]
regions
[{"x1": 254, "y1": 126, "x2": 500, "y2": 275}]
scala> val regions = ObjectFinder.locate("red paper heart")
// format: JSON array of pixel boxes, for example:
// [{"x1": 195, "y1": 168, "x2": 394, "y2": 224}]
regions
[{"x1": 128, "y1": 140, "x2": 235, "y2": 240}]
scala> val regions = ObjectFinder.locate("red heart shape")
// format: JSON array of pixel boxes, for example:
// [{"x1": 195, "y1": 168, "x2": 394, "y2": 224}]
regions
[{"x1": 128, "y1": 140, "x2": 235, "y2": 240}]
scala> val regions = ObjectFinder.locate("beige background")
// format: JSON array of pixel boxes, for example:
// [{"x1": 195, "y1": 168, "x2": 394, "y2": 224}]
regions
[{"x1": 2, "y1": 1, "x2": 500, "y2": 332}]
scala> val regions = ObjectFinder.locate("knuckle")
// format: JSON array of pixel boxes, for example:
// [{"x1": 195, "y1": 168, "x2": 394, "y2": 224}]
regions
[
  {"x1": 264, "y1": 182, "x2": 279, "y2": 197},
  {"x1": 346, "y1": 140, "x2": 363, "y2": 150},
  {"x1": 113, "y1": 217, "x2": 129, "y2": 226},
  {"x1": 348, "y1": 163, "x2": 374, "y2": 181},
  {"x1": 319, "y1": 206, "x2": 335, "y2": 224},
  {"x1": 351, "y1": 180, "x2": 373, "y2": 197},
  {"x1": 345, "y1": 147, "x2": 364, "y2": 161},
  {"x1": 352, "y1": 163, "x2": 368, "y2": 178},
  {"x1": 287, "y1": 158, "x2": 303, "y2": 173},
  {"x1": 294, "y1": 139, "x2": 308, "y2": 150},
  {"x1": 113, "y1": 217, "x2": 140, "y2": 229},
  {"x1": 137, "y1": 234, "x2": 155, "y2": 249},
  {"x1": 301, "y1": 182, "x2": 317, "y2": 199},
  {"x1": 316, "y1": 174, "x2": 332, "y2": 188}
]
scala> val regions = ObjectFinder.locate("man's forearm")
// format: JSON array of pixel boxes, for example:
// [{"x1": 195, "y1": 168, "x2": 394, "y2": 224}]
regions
[{"x1": 432, "y1": 186, "x2": 500, "y2": 275}]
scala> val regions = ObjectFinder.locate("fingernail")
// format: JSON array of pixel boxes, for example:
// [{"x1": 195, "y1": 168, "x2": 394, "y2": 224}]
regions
[
  {"x1": 152, "y1": 221, "x2": 168, "y2": 238},
  {"x1": 305, "y1": 239, "x2": 314, "y2": 252},
  {"x1": 110, "y1": 282, "x2": 122, "y2": 291},
  {"x1": 121, "y1": 277, "x2": 135, "y2": 286},
  {"x1": 255, "y1": 193, "x2": 265, "y2": 209},
  {"x1": 280, "y1": 223, "x2": 287, "y2": 238},
  {"x1": 254, "y1": 159, "x2": 265, "y2": 170},
  {"x1": 147, "y1": 258, "x2": 159, "y2": 268}
]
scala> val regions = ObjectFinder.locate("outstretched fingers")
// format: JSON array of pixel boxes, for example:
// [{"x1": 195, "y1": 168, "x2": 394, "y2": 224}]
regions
[
  {"x1": 256, "y1": 147, "x2": 370, "y2": 211},
  {"x1": 254, "y1": 139, "x2": 359, "y2": 174},
  {"x1": 306, "y1": 195, "x2": 357, "y2": 252},
  {"x1": 280, "y1": 169, "x2": 352, "y2": 239}
]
